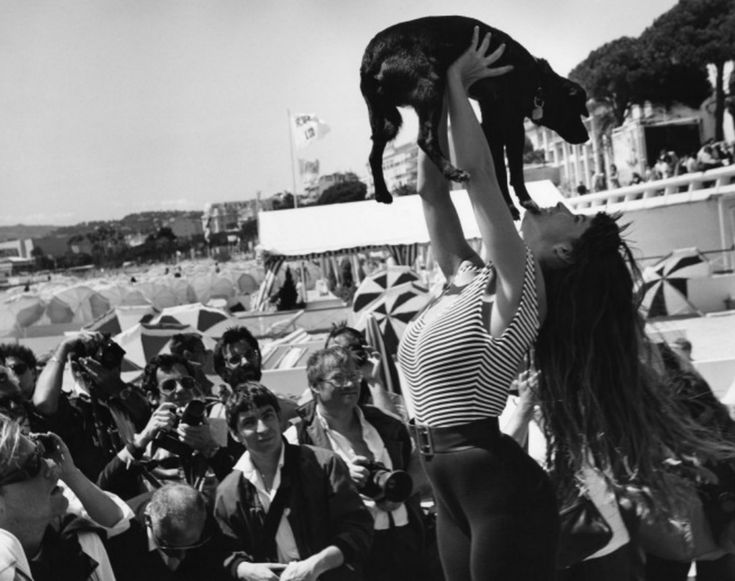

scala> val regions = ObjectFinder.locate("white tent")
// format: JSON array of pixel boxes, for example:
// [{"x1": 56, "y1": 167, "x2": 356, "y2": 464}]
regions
[{"x1": 259, "y1": 183, "x2": 565, "y2": 257}]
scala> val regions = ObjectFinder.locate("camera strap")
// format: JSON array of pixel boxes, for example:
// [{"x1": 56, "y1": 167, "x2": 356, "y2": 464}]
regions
[{"x1": 254, "y1": 444, "x2": 300, "y2": 562}]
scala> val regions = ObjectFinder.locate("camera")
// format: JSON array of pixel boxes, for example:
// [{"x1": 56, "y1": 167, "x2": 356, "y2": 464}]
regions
[
  {"x1": 359, "y1": 461, "x2": 413, "y2": 503},
  {"x1": 69, "y1": 335, "x2": 126, "y2": 370},
  {"x1": 153, "y1": 399, "x2": 208, "y2": 457}
]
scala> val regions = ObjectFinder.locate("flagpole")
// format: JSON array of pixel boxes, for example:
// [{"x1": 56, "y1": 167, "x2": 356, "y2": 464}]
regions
[{"x1": 287, "y1": 109, "x2": 300, "y2": 209}]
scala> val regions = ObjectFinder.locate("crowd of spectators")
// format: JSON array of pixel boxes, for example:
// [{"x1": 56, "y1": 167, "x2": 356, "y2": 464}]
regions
[
  {"x1": 574, "y1": 139, "x2": 734, "y2": 194},
  {"x1": 0, "y1": 315, "x2": 733, "y2": 579}
]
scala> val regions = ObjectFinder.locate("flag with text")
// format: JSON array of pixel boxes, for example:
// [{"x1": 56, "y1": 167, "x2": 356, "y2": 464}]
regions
[{"x1": 291, "y1": 113, "x2": 330, "y2": 148}]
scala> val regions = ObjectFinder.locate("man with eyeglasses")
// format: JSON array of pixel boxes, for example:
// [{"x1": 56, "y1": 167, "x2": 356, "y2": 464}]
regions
[
  {"x1": 106, "y1": 482, "x2": 229, "y2": 581},
  {"x1": 285, "y1": 347, "x2": 427, "y2": 581},
  {"x1": 0, "y1": 414, "x2": 133, "y2": 581},
  {"x1": 97, "y1": 355, "x2": 235, "y2": 499}
]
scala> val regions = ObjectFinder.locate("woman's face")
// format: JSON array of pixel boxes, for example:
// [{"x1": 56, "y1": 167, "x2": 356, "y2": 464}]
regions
[{"x1": 521, "y1": 203, "x2": 592, "y2": 265}]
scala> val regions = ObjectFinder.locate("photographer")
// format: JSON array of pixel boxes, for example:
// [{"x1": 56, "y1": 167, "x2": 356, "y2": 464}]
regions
[
  {"x1": 285, "y1": 347, "x2": 427, "y2": 581},
  {"x1": 97, "y1": 354, "x2": 236, "y2": 499},
  {"x1": 32, "y1": 332, "x2": 150, "y2": 480},
  {"x1": 324, "y1": 325, "x2": 402, "y2": 418}
]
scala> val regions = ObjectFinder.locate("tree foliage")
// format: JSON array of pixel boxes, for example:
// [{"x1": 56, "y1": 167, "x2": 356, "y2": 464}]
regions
[
  {"x1": 569, "y1": 35, "x2": 710, "y2": 126},
  {"x1": 641, "y1": 0, "x2": 735, "y2": 140},
  {"x1": 317, "y1": 180, "x2": 367, "y2": 205}
]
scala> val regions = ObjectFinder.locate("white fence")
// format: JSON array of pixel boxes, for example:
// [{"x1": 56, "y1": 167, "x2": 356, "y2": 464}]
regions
[{"x1": 565, "y1": 164, "x2": 735, "y2": 214}]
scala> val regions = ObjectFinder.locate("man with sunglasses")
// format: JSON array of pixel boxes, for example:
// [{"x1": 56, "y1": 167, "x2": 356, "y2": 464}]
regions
[
  {"x1": 213, "y1": 326, "x2": 300, "y2": 430},
  {"x1": 98, "y1": 355, "x2": 235, "y2": 499},
  {"x1": 0, "y1": 414, "x2": 133, "y2": 581},
  {"x1": 106, "y1": 482, "x2": 229, "y2": 581}
]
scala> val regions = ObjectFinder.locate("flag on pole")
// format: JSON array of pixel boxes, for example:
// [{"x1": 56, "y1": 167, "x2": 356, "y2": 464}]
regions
[
  {"x1": 298, "y1": 159, "x2": 320, "y2": 188},
  {"x1": 291, "y1": 113, "x2": 330, "y2": 148}
]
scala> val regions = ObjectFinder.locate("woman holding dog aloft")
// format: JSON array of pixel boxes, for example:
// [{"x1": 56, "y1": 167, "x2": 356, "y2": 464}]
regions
[{"x1": 397, "y1": 28, "x2": 733, "y2": 581}]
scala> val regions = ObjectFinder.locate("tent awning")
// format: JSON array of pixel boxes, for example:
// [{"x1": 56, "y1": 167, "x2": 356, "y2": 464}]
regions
[{"x1": 258, "y1": 182, "x2": 565, "y2": 257}]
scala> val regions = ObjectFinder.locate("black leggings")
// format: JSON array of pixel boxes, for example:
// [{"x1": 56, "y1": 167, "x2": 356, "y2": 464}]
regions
[{"x1": 422, "y1": 434, "x2": 559, "y2": 581}]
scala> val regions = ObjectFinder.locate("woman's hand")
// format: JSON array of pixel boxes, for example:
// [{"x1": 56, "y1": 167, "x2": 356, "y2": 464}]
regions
[{"x1": 448, "y1": 26, "x2": 513, "y2": 91}]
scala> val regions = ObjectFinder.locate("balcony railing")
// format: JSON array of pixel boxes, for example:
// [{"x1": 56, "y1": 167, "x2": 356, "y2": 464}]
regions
[{"x1": 566, "y1": 164, "x2": 735, "y2": 214}]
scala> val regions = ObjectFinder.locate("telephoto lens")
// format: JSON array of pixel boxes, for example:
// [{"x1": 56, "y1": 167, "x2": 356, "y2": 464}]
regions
[{"x1": 360, "y1": 462, "x2": 413, "y2": 503}]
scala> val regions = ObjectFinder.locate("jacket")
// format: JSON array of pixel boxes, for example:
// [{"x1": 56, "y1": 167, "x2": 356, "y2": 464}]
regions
[{"x1": 214, "y1": 443, "x2": 373, "y2": 581}]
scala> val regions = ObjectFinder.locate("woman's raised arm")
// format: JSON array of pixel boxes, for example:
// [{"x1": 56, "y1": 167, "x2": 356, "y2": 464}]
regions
[
  {"x1": 417, "y1": 96, "x2": 479, "y2": 281},
  {"x1": 446, "y1": 28, "x2": 528, "y2": 329}
]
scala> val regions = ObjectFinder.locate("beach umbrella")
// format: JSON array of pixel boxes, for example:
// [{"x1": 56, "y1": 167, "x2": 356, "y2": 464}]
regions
[
  {"x1": 237, "y1": 273, "x2": 259, "y2": 294},
  {"x1": 85, "y1": 305, "x2": 157, "y2": 336},
  {"x1": 46, "y1": 286, "x2": 111, "y2": 324},
  {"x1": 168, "y1": 279, "x2": 198, "y2": 305},
  {"x1": 0, "y1": 307, "x2": 20, "y2": 338},
  {"x1": 354, "y1": 280, "x2": 430, "y2": 355},
  {"x1": 640, "y1": 248, "x2": 709, "y2": 318},
  {"x1": 4, "y1": 294, "x2": 45, "y2": 328},
  {"x1": 136, "y1": 282, "x2": 179, "y2": 310},
  {"x1": 113, "y1": 320, "x2": 216, "y2": 372},
  {"x1": 363, "y1": 313, "x2": 402, "y2": 395},
  {"x1": 149, "y1": 304, "x2": 235, "y2": 335},
  {"x1": 352, "y1": 267, "x2": 421, "y2": 314}
]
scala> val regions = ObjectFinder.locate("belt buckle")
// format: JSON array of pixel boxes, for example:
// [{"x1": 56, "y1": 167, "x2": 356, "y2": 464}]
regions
[{"x1": 413, "y1": 422, "x2": 434, "y2": 456}]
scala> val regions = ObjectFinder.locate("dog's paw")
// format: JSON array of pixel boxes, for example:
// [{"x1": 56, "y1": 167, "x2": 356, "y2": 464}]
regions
[
  {"x1": 508, "y1": 205, "x2": 521, "y2": 221},
  {"x1": 445, "y1": 168, "x2": 470, "y2": 183},
  {"x1": 375, "y1": 191, "x2": 393, "y2": 204}
]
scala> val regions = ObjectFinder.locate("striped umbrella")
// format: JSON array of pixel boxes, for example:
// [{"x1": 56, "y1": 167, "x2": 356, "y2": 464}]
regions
[
  {"x1": 363, "y1": 313, "x2": 401, "y2": 395},
  {"x1": 113, "y1": 320, "x2": 217, "y2": 373},
  {"x1": 354, "y1": 281, "x2": 430, "y2": 356},
  {"x1": 149, "y1": 304, "x2": 233, "y2": 334},
  {"x1": 85, "y1": 305, "x2": 156, "y2": 336},
  {"x1": 640, "y1": 248, "x2": 709, "y2": 318},
  {"x1": 352, "y1": 267, "x2": 421, "y2": 315}
]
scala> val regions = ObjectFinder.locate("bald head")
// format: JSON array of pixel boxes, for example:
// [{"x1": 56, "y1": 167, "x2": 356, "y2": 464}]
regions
[{"x1": 147, "y1": 483, "x2": 207, "y2": 547}]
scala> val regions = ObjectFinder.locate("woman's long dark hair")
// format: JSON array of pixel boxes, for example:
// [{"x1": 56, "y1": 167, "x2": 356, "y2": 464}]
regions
[{"x1": 536, "y1": 212, "x2": 735, "y2": 506}]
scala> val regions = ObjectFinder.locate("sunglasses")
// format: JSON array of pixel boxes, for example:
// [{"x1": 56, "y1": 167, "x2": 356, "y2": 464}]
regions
[
  {"x1": 0, "y1": 434, "x2": 57, "y2": 487},
  {"x1": 145, "y1": 515, "x2": 212, "y2": 554},
  {"x1": 7, "y1": 362, "x2": 29, "y2": 376},
  {"x1": 159, "y1": 376, "x2": 198, "y2": 393}
]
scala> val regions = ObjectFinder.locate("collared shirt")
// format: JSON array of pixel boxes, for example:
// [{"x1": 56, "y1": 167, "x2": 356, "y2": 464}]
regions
[
  {"x1": 233, "y1": 447, "x2": 300, "y2": 564},
  {"x1": 0, "y1": 529, "x2": 33, "y2": 581},
  {"x1": 314, "y1": 408, "x2": 408, "y2": 530}
]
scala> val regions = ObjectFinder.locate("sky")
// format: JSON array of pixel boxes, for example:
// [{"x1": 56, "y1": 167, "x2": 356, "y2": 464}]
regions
[{"x1": 0, "y1": 0, "x2": 680, "y2": 226}]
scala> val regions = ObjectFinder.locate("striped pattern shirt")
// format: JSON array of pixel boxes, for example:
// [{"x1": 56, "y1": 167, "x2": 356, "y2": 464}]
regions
[{"x1": 397, "y1": 248, "x2": 539, "y2": 427}]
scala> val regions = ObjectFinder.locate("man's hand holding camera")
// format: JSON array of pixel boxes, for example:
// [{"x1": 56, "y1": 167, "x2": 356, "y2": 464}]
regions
[
  {"x1": 177, "y1": 418, "x2": 218, "y2": 457},
  {"x1": 347, "y1": 455, "x2": 371, "y2": 489},
  {"x1": 134, "y1": 402, "x2": 178, "y2": 449}
]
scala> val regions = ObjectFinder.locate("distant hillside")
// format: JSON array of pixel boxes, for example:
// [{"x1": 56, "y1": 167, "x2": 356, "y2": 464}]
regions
[
  {"x1": 0, "y1": 224, "x2": 58, "y2": 241},
  {"x1": 0, "y1": 211, "x2": 203, "y2": 242}
]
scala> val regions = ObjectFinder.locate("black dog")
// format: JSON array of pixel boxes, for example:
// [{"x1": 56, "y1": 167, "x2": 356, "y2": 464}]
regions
[{"x1": 360, "y1": 16, "x2": 589, "y2": 218}]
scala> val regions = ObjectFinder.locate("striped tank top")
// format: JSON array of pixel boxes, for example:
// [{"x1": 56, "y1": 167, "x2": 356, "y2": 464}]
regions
[{"x1": 397, "y1": 247, "x2": 539, "y2": 427}]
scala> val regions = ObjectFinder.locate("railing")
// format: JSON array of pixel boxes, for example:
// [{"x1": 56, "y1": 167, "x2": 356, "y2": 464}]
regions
[{"x1": 565, "y1": 164, "x2": 735, "y2": 214}]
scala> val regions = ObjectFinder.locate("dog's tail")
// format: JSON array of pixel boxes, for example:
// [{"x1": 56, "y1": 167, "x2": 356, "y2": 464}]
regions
[{"x1": 360, "y1": 70, "x2": 402, "y2": 142}]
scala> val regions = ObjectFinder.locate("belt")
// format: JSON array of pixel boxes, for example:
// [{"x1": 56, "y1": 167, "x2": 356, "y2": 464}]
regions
[{"x1": 409, "y1": 418, "x2": 500, "y2": 456}]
